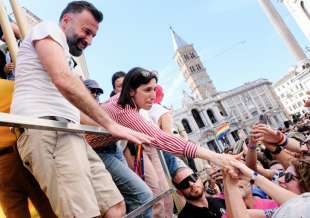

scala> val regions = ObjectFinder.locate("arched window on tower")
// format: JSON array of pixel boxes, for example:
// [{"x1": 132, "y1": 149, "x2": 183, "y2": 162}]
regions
[
  {"x1": 196, "y1": 64, "x2": 202, "y2": 71},
  {"x1": 189, "y1": 66, "x2": 196, "y2": 73},
  {"x1": 184, "y1": 54, "x2": 190, "y2": 61},
  {"x1": 191, "y1": 109, "x2": 205, "y2": 128},
  {"x1": 181, "y1": 119, "x2": 192, "y2": 133},
  {"x1": 190, "y1": 52, "x2": 196, "y2": 58},
  {"x1": 207, "y1": 109, "x2": 217, "y2": 124}
]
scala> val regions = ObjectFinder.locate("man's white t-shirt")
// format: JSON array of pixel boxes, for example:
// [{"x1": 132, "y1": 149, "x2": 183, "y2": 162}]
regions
[{"x1": 11, "y1": 22, "x2": 80, "y2": 123}]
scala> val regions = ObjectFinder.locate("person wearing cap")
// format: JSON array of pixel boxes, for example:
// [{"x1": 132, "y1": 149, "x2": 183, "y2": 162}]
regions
[
  {"x1": 84, "y1": 79, "x2": 104, "y2": 101},
  {"x1": 83, "y1": 79, "x2": 153, "y2": 218}
]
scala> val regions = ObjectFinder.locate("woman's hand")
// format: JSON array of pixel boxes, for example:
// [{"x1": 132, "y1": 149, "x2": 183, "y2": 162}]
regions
[
  {"x1": 229, "y1": 160, "x2": 254, "y2": 181},
  {"x1": 222, "y1": 167, "x2": 239, "y2": 185},
  {"x1": 211, "y1": 153, "x2": 239, "y2": 178}
]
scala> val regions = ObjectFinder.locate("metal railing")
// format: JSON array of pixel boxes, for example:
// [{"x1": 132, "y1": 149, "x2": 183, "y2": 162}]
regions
[
  {"x1": 0, "y1": 112, "x2": 177, "y2": 217},
  {"x1": 124, "y1": 188, "x2": 175, "y2": 218},
  {"x1": 0, "y1": 112, "x2": 110, "y2": 135}
]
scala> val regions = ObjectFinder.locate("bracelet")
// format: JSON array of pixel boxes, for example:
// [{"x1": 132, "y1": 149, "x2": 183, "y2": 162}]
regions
[
  {"x1": 277, "y1": 136, "x2": 288, "y2": 147},
  {"x1": 275, "y1": 131, "x2": 285, "y2": 145},
  {"x1": 250, "y1": 171, "x2": 258, "y2": 185}
]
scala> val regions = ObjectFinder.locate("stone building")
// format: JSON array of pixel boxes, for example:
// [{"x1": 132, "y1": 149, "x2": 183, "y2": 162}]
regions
[{"x1": 274, "y1": 59, "x2": 310, "y2": 115}]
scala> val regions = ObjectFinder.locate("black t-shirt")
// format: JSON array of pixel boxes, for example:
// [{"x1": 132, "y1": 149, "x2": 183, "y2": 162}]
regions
[{"x1": 178, "y1": 197, "x2": 226, "y2": 218}]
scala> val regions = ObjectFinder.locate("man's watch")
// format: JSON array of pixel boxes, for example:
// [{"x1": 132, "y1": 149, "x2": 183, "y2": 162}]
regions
[{"x1": 250, "y1": 171, "x2": 258, "y2": 185}]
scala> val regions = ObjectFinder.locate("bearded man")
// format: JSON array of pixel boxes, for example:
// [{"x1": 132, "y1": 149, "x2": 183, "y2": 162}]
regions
[{"x1": 172, "y1": 167, "x2": 226, "y2": 218}]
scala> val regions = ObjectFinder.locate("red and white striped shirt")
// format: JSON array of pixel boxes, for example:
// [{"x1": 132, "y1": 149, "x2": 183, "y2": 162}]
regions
[{"x1": 85, "y1": 95, "x2": 198, "y2": 158}]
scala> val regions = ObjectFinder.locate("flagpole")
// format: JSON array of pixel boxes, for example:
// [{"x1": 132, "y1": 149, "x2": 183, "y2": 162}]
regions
[
  {"x1": 0, "y1": 0, "x2": 18, "y2": 64},
  {"x1": 9, "y1": 0, "x2": 29, "y2": 39}
]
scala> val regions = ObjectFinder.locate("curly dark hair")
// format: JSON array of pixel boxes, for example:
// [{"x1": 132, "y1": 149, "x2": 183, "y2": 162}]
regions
[{"x1": 291, "y1": 158, "x2": 310, "y2": 193}]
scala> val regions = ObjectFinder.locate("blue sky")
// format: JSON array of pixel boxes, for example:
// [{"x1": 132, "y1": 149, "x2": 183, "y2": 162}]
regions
[{"x1": 4, "y1": 0, "x2": 310, "y2": 108}]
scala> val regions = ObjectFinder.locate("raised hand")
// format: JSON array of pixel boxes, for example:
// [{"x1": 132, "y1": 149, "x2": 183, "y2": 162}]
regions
[
  {"x1": 229, "y1": 160, "x2": 254, "y2": 181},
  {"x1": 251, "y1": 123, "x2": 283, "y2": 145}
]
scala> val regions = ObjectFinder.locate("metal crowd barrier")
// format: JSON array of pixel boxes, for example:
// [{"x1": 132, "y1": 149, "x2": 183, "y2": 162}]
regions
[
  {"x1": 123, "y1": 188, "x2": 175, "y2": 218},
  {"x1": 0, "y1": 112, "x2": 177, "y2": 217},
  {"x1": 0, "y1": 112, "x2": 111, "y2": 135}
]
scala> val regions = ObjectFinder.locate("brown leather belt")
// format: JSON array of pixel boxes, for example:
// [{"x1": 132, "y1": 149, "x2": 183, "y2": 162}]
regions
[{"x1": 0, "y1": 146, "x2": 14, "y2": 157}]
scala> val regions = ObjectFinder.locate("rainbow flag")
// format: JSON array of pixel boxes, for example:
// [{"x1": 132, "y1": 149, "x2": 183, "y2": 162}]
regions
[{"x1": 215, "y1": 123, "x2": 230, "y2": 140}]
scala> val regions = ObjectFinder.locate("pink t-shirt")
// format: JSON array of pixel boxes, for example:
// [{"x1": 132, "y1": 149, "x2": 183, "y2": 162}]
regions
[
  {"x1": 221, "y1": 197, "x2": 278, "y2": 218},
  {"x1": 252, "y1": 197, "x2": 278, "y2": 210}
]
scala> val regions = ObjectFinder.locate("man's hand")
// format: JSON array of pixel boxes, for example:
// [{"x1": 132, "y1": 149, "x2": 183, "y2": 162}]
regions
[
  {"x1": 229, "y1": 160, "x2": 254, "y2": 181},
  {"x1": 4, "y1": 63, "x2": 15, "y2": 74},
  {"x1": 211, "y1": 153, "x2": 239, "y2": 179},
  {"x1": 106, "y1": 122, "x2": 154, "y2": 145},
  {"x1": 251, "y1": 123, "x2": 282, "y2": 144},
  {"x1": 222, "y1": 167, "x2": 239, "y2": 186}
]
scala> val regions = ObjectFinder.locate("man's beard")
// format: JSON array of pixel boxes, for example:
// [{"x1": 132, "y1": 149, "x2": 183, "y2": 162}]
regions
[
  {"x1": 183, "y1": 186, "x2": 204, "y2": 201},
  {"x1": 66, "y1": 32, "x2": 84, "y2": 57}
]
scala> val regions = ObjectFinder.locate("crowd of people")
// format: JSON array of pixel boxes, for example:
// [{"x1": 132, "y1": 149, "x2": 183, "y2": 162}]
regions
[{"x1": 0, "y1": 1, "x2": 309, "y2": 218}]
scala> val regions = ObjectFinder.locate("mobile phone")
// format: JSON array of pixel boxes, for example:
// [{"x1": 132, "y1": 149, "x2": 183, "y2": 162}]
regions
[{"x1": 258, "y1": 114, "x2": 268, "y2": 125}]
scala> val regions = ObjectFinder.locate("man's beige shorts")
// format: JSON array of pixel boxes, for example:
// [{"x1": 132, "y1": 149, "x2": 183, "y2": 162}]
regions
[{"x1": 17, "y1": 129, "x2": 123, "y2": 218}]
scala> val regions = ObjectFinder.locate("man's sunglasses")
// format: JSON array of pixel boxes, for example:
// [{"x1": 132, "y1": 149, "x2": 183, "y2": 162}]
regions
[
  {"x1": 279, "y1": 172, "x2": 298, "y2": 183},
  {"x1": 174, "y1": 173, "x2": 198, "y2": 190}
]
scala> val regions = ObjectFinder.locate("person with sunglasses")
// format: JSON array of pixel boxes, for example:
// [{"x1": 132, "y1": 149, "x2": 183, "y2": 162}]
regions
[
  {"x1": 227, "y1": 158, "x2": 310, "y2": 218},
  {"x1": 278, "y1": 158, "x2": 310, "y2": 194},
  {"x1": 172, "y1": 167, "x2": 226, "y2": 218}
]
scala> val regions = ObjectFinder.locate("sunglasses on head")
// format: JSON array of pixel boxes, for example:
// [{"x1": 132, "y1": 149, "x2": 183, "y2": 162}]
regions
[
  {"x1": 279, "y1": 172, "x2": 298, "y2": 183},
  {"x1": 140, "y1": 70, "x2": 158, "y2": 78},
  {"x1": 175, "y1": 173, "x2": 198, "y2": 190}
]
